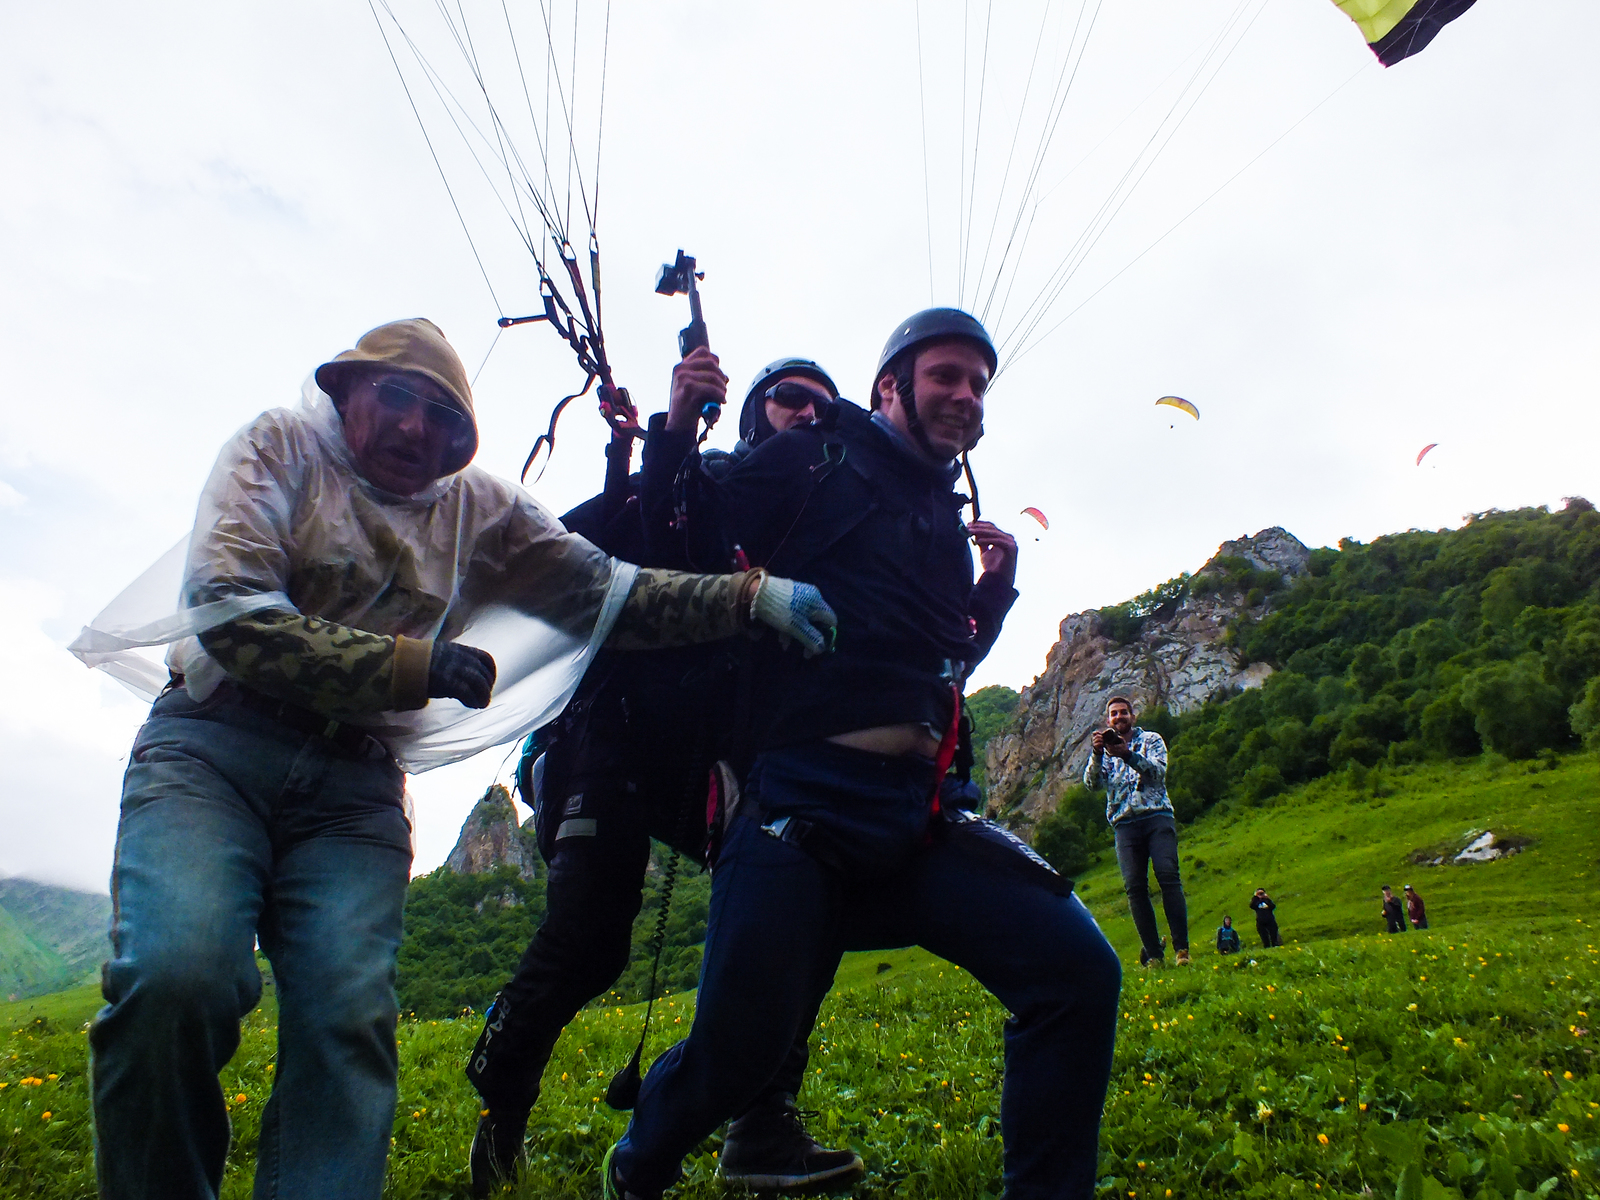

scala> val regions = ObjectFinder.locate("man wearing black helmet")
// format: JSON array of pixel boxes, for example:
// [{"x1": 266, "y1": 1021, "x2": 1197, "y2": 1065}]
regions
[{"x1": 604, "y1": 310, "x2": 1121, "y2": 1200}]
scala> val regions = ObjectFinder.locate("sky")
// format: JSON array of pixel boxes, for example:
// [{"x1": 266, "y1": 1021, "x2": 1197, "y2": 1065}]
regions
[{"x1": 2, "y1": 1, "x2": 1596, "y2": 894}]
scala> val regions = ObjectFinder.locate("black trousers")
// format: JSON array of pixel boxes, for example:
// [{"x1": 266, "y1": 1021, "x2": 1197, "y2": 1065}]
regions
[
  {"x1": 1113, "y1": 813, "x2": 1189, "y2": 955},
  {"x1": 1255, "y1": 919, "x2": 1281, "y2": 948},
  {"x1": 466, "y1": 759, "x2": 814, "y2": 1118}
]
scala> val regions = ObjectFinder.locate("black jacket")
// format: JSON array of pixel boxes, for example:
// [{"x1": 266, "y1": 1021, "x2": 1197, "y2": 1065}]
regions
[
  {"x1": 641, "y1": 399, "x2": 1018, "y2": 749},
  {"x1": 1250, "y1": 896, "x2": 1277, "y2": 925}
]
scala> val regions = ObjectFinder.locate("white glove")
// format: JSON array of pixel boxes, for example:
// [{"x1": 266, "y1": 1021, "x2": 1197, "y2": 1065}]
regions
[{"x1": 750, "y1": 574, "x2": 837, "y2": 657}]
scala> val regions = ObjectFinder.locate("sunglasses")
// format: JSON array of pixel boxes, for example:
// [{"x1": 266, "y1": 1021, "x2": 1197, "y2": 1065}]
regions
[
  {"x1": 764, "y1": 380, "x2": 828, "y2": 411},
  {"x1": 372, "y1": 378, "x2": 471, "y2": 438}
]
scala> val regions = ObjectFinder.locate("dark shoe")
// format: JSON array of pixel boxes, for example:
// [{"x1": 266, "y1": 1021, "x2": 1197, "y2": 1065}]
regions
[
  {"x1": 718, "y1": 1092, "x2": 866, "y2": 1190},
  {"x1": 469, "y1": 1109, "x2": 528, "y2": 1198},
  {"x1": 602, "y1": 1143, "x2": 660, "y2": 1200},
  {"x1": 1138, "y1": 936, "x2": 1167, "y2": 967}
]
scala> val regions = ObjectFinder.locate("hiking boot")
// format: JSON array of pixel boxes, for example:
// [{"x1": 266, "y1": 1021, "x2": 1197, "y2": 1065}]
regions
[
  {"x1": 469, "y1": 1109, "x2": 528, "y2": 1198},
  {"x1": 1138, "y1": 936, "x2": 1167, "y2": 967},
  {"x1": 1176, "y1": 948, "x2": 1191, "y2": 966},
  {"x1": 718, "y1": 1091, "x2": 866, "y2": 1190},
  {"x1": 602, "y1": 1143, "x2": 660, "y2": 1200}
]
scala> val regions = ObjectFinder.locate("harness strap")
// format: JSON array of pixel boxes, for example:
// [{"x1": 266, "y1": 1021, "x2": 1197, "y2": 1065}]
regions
[{"x1": 928, "y1": 684, "x2": 962, "y2": 819}]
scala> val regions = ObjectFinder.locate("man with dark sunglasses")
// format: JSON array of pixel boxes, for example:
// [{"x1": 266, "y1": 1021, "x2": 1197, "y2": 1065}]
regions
[
  {"x1": 81, "y1": 318, "x2": 839, "y2": 1200},
  {"x1": 464, "y1": 351, "x2": 868, "y2": 1196}
]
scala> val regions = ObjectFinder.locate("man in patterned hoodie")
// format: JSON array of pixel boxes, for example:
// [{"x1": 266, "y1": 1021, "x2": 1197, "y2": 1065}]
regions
[
  {"x1": 1086, "y1": 695, "x2": 1190, "y2": 967},
  {"x1": 82, "y1": 318, "x2": 836, "y2": 1200}
]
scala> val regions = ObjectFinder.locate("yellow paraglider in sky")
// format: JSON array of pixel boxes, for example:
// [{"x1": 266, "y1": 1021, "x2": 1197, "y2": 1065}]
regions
[{"x1": 1156, "y1": 396, "x2": 1199, "y2": 421}]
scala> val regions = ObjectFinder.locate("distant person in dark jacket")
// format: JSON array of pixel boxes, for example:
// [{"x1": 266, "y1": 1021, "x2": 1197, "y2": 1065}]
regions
[
  {"x1": 1249, "y1": 889, "x2": 1281, "y2": 947},
  {"x1": 1381, "y1": 885, "x2": 1407, "y2": 933},
  {"x1": 1215, "y1": 916, "x2": 1242, "y2": 955},
  {"x1": 1403, "y1": 883, "x2": 1428, "y2": 930}
]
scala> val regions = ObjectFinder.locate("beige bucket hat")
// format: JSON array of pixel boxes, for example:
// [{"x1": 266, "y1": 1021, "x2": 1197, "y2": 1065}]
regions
[{"x1": 315, "y1": 318, "x2": 479, "y2": 474}]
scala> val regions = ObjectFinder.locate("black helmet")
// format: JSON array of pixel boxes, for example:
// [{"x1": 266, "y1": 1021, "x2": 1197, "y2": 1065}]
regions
[
  {"x1": 873, "y1": 307, "x2": 998, "y2": 386},
  {"x1": 739, "y1": 357, "x2": 839, "y2": 447}
]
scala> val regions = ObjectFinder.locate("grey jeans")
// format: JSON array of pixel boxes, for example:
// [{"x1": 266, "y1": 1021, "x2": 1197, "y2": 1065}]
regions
[
  {"x1": 1112, "y1": 812, "x2": 1188, "y2": 956},
  {"x1": 90, "y1": 686, "x2": 412, "y2": 1200}
]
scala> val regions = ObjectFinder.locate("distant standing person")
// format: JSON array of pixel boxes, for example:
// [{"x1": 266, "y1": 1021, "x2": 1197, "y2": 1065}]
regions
[
  {"x1": 1087, "y1": 695, "x2": 1189, "y2": 966},
  {"x1": 1215, "y1": 916, "x2": 1242, "y2": 955},
  {"x1": 1249, "y1": 888, "x2": 1282, "y2": 947},
  {"x1": 1381, "y1": 885, "x2": 1407, "y2": 933},
  {"x1": 1403, "y1": 883, "x2": 1428, "y2": 930}
]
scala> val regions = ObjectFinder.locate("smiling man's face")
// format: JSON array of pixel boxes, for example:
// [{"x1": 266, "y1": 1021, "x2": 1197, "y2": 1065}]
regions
[
  {"x1": 337, "y1": 371, "x2": 469, "y2": 495},
  {"x1": 877, "y1": 339, "x2": 988, "y2": 461}
]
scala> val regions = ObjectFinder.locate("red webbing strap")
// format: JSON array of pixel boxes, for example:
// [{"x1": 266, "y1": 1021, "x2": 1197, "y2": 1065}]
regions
[{"x1": 928, "y1": 684, "x2": 962, "y2": 818}]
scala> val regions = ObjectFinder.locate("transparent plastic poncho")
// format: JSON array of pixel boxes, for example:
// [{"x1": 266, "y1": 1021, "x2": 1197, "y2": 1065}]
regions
[{"x1": 68, "y1": 378, "x2": 636, "y2": 773}]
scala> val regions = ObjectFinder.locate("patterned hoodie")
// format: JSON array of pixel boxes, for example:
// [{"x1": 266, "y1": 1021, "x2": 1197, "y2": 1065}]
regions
[{"x1": 1083, "y1": 728, "x2": 1171, "y2": 826}]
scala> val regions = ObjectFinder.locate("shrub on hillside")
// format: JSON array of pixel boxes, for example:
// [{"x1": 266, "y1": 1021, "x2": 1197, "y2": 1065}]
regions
[
  {"x1": 1030, "y1": 806, "x2": 1091, "y2": 878},
  {"x1": 1570, "y1": 674, "x2": 1600, "y2": 749}
]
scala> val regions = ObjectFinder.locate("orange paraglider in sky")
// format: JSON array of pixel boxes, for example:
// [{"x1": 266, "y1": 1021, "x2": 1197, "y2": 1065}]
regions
[{"x1": 1416, "y1": 443, "x2": 1439, "y2": 466}]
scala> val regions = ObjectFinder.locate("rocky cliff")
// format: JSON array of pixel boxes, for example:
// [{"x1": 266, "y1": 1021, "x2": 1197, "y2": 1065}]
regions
[
  {"x1": 444, "y1": 785, "x2": 541, "y2": 880},
  {"x1": 985, "y1": 527, "x2": 1311, "y2": 821}
]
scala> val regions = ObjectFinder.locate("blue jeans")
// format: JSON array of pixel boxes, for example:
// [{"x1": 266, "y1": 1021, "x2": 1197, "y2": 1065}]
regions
[
  {"x1": 90, "y1": 687, "x2": 412, "y2": 1200},
  {"x1": 613, "y1": 742, "x2": 1122, "y2": 1200},
  {"x1": 1113, "y1": 813, "x2": 1188, "y2": 956}
]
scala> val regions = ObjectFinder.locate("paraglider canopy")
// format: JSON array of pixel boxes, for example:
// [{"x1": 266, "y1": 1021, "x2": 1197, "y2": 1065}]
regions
[
  {"x1": 1020, "y1": 507, "x2": 1049, "y2": 531},
  {"x1": 1416, "y1": 442, "x2": 1439, "y2": 466},
  {"x1": 1156, "y1": 396, "x2": 1200, "y2": 421}
]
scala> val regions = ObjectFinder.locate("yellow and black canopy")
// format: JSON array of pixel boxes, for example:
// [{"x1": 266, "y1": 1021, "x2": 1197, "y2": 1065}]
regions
[{"x1": 1330, "y1": 0, "x2": 1478, "y2": 66}]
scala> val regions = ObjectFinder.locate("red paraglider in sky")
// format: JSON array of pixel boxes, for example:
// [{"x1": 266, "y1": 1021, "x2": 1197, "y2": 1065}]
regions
[
  {"x1": 1021, "y1": 507, "x2": 1049, "y2": 531},
  {"x1": 1416, "y1": 443, "x2": 1439, "y2": 466}
]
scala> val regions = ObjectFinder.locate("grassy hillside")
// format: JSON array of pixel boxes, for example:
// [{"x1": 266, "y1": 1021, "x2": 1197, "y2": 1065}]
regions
[
  {"x1": 1074, "y1": 751, "x2": 1600, "y2": 958},
  {"x1": 3, "y1": 755, "x2": 1596, "y2": 1198},
  {"x1": 0, "y1": 880, "x2": 110, "y2": 1003}
]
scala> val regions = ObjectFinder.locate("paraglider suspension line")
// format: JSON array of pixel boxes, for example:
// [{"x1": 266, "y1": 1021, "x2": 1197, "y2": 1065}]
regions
[{"x1": 962, "y1": 451, "x2": 981, "y2": 519}]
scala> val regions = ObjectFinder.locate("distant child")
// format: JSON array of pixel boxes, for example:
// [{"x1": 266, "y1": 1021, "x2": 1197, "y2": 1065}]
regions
[
  {"x1": 1249, "y1": 888, "x2": 1282, "y2": 947},
  {"x1": 1381, "y1": 885, "x2": 1407, "y2": 933},
  {"x1": 1216, "y1": 915, "x2": 1242, "y2": 955},
  {"x1": 1403, "y1": 883, "x2": 1428, "y2": 930}
]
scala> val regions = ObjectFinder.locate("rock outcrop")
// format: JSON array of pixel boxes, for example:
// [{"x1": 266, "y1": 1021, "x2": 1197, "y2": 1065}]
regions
[
  {"x1": 445, "y1": 785, "x2": 541, "y2": 880},
  {"x1": 985, "y1": 528, "x2": 1311, "y2": 821}
]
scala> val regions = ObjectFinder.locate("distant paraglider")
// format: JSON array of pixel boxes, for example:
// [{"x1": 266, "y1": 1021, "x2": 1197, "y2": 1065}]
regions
[
  {"x1": 1416, "y1": 442, "x2": 1439, "y2": 466},
  {"x1": 1156, "y1": 396, "x2": 1200, "y2": 422},
  {"x1": 1021, "y1": 507, "x2": 1049, "y2": 531}
]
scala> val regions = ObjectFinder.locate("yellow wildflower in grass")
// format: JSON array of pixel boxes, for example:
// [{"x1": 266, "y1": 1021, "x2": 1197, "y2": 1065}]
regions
[
  {"x1": 236, "y1": 1093, "x2": 246, "y2": 1104},
  {"x1": 46, "y1": 1074, "x2": 58, "y2": 1081},
  {"x1": 1407, "y1": 1003, "x2": 1418, "y2": 1011},
  {"x1": 41, "y1": 1112, "x2": 51, "y2": 1121},
  {"x1": 1566, "y1": 1071, "x2": 1575, "y2": 1079},
  {"x1": 1558, "y1": 1124, "x2": 1569, "y2": 1133},
  {"x1": 1317, "y1": 1134, "x2": 1330, "y2": 1145}
]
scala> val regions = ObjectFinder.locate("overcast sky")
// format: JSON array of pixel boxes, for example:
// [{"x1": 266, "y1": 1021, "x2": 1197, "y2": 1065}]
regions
[{"x1": 3, "y1": 1, "x2": 1596, "y2": 893}]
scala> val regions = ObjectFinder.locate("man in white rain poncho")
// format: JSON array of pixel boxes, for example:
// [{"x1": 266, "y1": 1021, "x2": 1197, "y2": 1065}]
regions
[{"x1": 71, "y1": 318, "x2": 836, "y2": 1200}]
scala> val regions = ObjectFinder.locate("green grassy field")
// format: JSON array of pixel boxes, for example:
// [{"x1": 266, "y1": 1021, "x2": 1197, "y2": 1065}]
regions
[{"x1": 3, "y1": 756, "x2": 1597, "y2": 1198}]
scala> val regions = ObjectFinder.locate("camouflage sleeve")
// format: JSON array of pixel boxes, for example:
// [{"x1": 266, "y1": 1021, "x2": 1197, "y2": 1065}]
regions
[
  {"x1": 604, "y1": 568, "x2": 756, "y2": 650},
  {"x1": 197, "y1": 609, "x2": 432, "y2": 719}
]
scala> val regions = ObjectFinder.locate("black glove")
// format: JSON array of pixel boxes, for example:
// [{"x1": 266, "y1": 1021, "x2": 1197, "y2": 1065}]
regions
[{"x1": 428, "y1": 641, "x2": 497, "y2": 709}]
